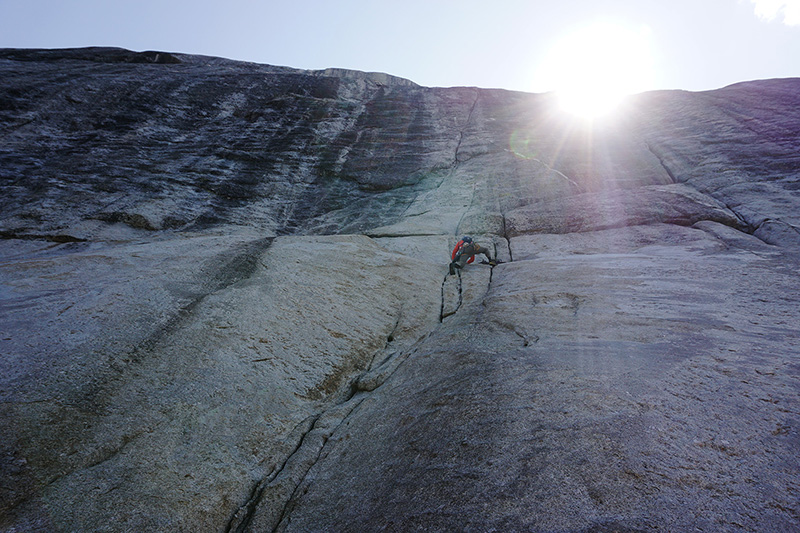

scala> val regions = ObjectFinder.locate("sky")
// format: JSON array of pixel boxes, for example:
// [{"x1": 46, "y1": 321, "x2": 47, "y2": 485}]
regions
[{"x1": 0, "y1": 0, "x2": 798, "y2": 95}]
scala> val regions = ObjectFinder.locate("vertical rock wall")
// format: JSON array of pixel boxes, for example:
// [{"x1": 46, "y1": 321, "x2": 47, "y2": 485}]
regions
[{"x1": 1, "y1": 48, "x2": 799, "y2": 531}]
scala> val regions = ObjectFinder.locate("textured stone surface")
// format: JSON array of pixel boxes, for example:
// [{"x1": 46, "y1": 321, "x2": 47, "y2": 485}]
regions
[{"x1": 1, "y1": 48, "x2": 799, "y2": 532}]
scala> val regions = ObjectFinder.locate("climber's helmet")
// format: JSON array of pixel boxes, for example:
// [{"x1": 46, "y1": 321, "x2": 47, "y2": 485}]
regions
[{"x1": 462, "y1": 236, "x2": 473, "y2": 244}]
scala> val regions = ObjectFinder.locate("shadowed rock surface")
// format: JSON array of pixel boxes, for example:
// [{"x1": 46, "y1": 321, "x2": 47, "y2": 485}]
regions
[{"x1": 1, "y1": 48, "x2": 799, "y2": 532}]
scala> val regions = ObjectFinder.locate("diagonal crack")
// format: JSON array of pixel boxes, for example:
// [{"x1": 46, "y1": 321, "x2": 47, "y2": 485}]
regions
[
  {"x1": 228, "y1": 307, "x2": 431, "y2": 532},
  {"x1": 226, "y1": 446, "x2": 299, "y2": 531},
  {"x1": 227, "y1": 388, "x2": 377, "y2": 532},
  {"x1": 644, "y1": 141, "x2": 679, "y2": 184},
  {"x1": 225, "y1": 414, "x2": 320, "y2": 533},
  {"x1": 507, "y1": 149, "x2": 584, "y2": 193},
  {"x1": 268, "y1": 327, "x2": 448, "y2": 531},
  {"x1": 268, "y1": 401, "x2": 365, "y2": 533}
]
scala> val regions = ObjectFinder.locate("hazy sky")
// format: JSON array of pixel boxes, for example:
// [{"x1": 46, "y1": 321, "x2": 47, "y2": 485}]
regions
[{"x1": 1, "y1": 0, "x2": 798, "y2": 93}]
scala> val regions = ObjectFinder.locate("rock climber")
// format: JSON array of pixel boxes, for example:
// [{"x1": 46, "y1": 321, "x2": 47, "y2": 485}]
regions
[{"x1": 449, "y1": 236, "x2": 496, "y2": 275}]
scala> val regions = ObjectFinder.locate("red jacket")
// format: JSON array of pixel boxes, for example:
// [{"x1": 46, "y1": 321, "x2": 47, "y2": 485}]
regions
[{"x1": 451, "y1": 239, "x2": 476, "y2": 264}]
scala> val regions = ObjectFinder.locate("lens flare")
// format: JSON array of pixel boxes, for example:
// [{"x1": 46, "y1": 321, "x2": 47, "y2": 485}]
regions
[{"x1": 536, "y1": 20, "x2": 655, "y2": 119}]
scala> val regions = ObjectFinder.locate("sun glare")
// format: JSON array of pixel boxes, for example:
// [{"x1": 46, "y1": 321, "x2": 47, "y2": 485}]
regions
[{"x1": 537, "y1": 20, "x2": 655, "y2": 119}]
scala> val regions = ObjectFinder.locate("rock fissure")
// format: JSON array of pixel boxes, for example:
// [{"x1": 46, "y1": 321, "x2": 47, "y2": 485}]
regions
[
  {"x1": 501, "y1": 214, "x2": 514, "y2": 262},
  {"x1": 439, "y1": 270, "x2": 464, "y2": 322},
  {"x1": 270, "y1": 397, "x2": 369, "y2": 533},
  {"x1": 272, "y1": 332, "x2": 444, "y2": 531},
  {"x1": 525, "y1": 155, "x2": 584, "y2": 192},
  {"x1": 231, "y1": 381, "x2": 386, "y2": 533},
  {"x1": 439, "y1": 275, "x2": 448, "y2": 322},
  {"x1": 0, "y1": 231, "x2": 87, "y2": 243},
  {"x1": 486, "y1": 242, "x2": 502, "y2": 288},
  {"x1": 365, "y1": 231, "x2": 445, "y2": 238},
  {"x1": 226, "y1": 415, "x2": 319, "y2": 533},
  {"x1": 455, "y1": 270, "x2": 464, "y2": 314},
  {"x1": 224, "y1": 466, "x2": 278, "y2": 533},
  {"x1": 453, "y1": 89, "x2": 479, "y2": 166},
  {"x1": 644, "y1": 141, "x2": 679, "y2": 184},
  {"x1": 367, "y1": 314, "x2": 402, "y2": 370},
  {"x1": 267, "y1": 435, "x2": 330, "y2": 533},
  {"x1": 354, "y1": 340, "x2": 424, "y2": 394},
  {"x1": 719, "y1": 200, "x2": 755, "y2": 234}
]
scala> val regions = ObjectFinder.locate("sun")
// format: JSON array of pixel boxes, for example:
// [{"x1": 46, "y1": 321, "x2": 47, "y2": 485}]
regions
[{"x1": 537, "y1": 20, "x2": 656, "y2": 119}]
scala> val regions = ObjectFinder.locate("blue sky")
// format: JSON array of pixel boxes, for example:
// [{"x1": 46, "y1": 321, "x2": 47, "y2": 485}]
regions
[{"x1": 0, "y1": 0, "x2": 798, "y2": 93}]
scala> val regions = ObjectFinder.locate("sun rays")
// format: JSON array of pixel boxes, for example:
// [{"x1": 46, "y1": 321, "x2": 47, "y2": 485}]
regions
[{"x1": 536, "y1": 19, "x2": 656, "y2": 120}]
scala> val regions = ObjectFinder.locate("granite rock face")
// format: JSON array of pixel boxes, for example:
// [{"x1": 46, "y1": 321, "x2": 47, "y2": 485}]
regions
[{"x1": 1, "y1": 48, "x2": 799, "y2": 532}]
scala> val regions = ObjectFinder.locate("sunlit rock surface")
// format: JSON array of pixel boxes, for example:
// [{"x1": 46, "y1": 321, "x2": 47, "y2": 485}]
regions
[{"x1": 1, "y1": 47, "x2": 799, "y2": 532}]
